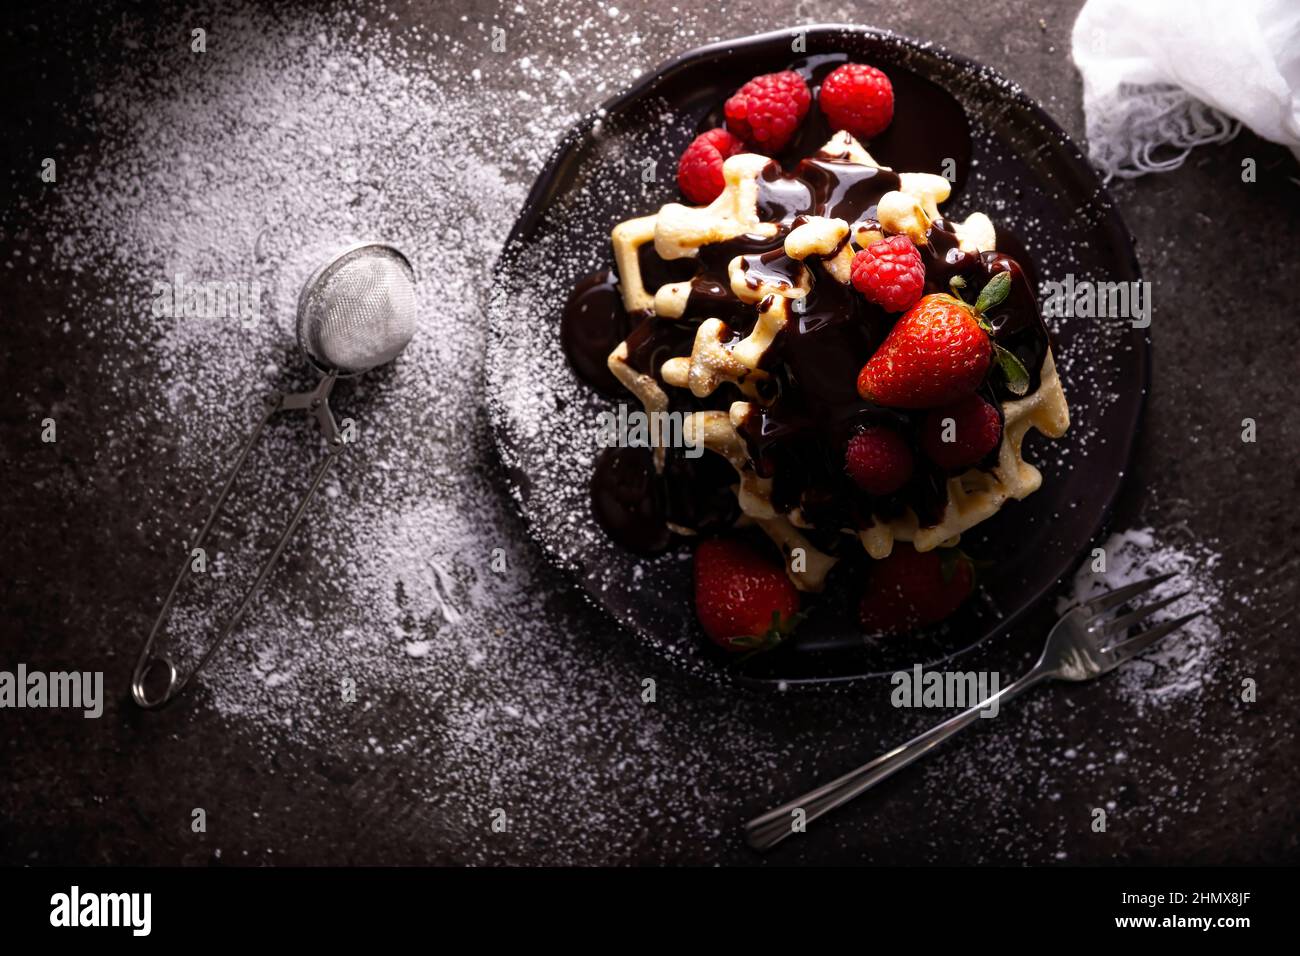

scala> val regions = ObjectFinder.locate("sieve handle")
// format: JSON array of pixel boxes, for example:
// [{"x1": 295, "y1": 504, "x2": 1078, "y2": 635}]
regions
[{"x1": 131, "y1": 372, "x2": 344, "y2": 709}]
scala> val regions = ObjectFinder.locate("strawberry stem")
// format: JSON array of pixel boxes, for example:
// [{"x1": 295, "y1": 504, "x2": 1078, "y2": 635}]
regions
[{"x1": 730, "y1": 609, "x2": 804, "y2": 656}]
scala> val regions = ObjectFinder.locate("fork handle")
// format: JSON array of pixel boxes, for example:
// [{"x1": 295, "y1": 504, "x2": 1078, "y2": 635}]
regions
[{"x1": 744, "y1": 666, "x2": 1052, "y2": 851}]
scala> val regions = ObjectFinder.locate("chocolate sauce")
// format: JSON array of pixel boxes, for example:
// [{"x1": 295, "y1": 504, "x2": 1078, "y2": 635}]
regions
[
  {"x1": 737, "y1": 258, "x2": 948, "y2": 531},
  {"x1": 687, "y1": 231, "x2": 787, "y2": 328},
  {"x1": 682, "y1": 276, "x2": 751, "y2": 322},
  {"x1": 638, "y1": 241, "x2": 696, "y2": 290},
  {"x1": 591, "y1": 444, "x2": 739, "y2": 555},
  {"x1": 758, "y1": 157, "x2": 901, "y2": 228},
  {"x1": 561, "y1": 270, "x2": 633, "y2": 396},
  {"x1": 567, "y1": 56, "x2": 1050, "y2": 554},
  {"x1": 738, "y1": 248, "x2": 803, "y2": 293},
  {"x1": 591, "y1": 445, "x2": 672, "y2": 554},
  {"x1": 623, "y1": 314, "x2": 698, "y2": 378}
]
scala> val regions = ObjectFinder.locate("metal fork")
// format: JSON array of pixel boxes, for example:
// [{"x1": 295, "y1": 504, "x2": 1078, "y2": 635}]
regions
[{"x1": 744, "y1": 573, "x2": 1202, "y2": 851}]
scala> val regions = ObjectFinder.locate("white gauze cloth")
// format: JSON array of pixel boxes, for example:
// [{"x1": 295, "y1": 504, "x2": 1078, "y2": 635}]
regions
[{"x1": 1071, "y1": 0, "x2": 1300, "y2": 179}]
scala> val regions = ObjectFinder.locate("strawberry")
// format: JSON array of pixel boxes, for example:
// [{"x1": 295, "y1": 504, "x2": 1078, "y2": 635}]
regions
[
  {"x1": 694, "y1": 538, "x2": 801, "y2": 653},
  {"x1": 859, "y1": 544, "x2": 974, "y2": 634},
  {"x1": 856, "y1": 271, "x2": 1027, "y2": 409}
]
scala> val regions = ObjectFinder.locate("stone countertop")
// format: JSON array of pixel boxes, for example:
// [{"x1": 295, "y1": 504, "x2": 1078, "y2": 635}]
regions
[{"x1": 1, "y1": 0, "x2": 1297, "y2": 865}]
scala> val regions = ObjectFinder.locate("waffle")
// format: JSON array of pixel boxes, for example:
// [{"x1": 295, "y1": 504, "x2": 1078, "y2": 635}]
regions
[{"x1": 607, "y1": 132, "x2": 1069, "y2": 591}]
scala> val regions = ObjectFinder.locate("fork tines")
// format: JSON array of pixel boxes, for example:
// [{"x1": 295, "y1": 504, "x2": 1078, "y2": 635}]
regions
[
  {"x1": 1081, "y1": 571, "x2": 1177, "y2": 615},
  {"x1": 1081, "y1": 572, "x2": 1204, "y2": 660}
]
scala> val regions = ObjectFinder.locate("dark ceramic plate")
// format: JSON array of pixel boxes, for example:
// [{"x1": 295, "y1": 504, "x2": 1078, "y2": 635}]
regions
[{"x1": 486, "y1": 25, "x2": 1146, "y2": 687}]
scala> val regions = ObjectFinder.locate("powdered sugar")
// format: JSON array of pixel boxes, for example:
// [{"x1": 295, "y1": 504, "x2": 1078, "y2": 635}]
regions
[
  {"x1": 20, "y1": 2, "x2": 855, "y2": 863},
  {"x1": 1057, "y1": 527, "x2": 1223, "y2": 712}
]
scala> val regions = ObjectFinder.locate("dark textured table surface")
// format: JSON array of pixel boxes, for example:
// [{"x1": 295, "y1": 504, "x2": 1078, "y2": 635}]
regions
[{"x1": 2, "y1": 0, "x2": 1297, "y2": 865}]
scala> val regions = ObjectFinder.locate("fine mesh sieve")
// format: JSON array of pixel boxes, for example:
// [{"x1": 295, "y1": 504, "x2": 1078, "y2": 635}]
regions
[
  {"x1": 132, "y1": 242, "x2": 417, "y2": 709},
  {"x1": 298, "y1": 243, "x2": 418, "y2": 374}
]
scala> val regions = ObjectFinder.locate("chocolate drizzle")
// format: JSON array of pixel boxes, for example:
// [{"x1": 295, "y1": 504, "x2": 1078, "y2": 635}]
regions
[
  {"x1": 560, "y1": 270, "x2": 631, "y2": 396},
  {"x1": 758, "y1": 157, "x2": 901, "y2": 227},
  {"x1": 561, "y1": 59, "x2": 1051, "y2": 554},
  {"x1": 591, "y1": 444, "x2": 739, "y2": 555}
]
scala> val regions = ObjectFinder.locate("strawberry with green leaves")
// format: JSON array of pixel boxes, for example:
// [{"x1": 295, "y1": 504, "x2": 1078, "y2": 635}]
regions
[
  {"x1": 856, "y1": 271, "x2": 1030, "y2": 409},
  {"x1": 694, "y1": 538, "x2": 801, "y2": 653}
]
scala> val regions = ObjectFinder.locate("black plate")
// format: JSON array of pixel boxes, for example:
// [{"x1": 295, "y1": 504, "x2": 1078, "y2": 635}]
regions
[{"x1": 486, "y1": 25, "x2": 1146, "y2": 688}]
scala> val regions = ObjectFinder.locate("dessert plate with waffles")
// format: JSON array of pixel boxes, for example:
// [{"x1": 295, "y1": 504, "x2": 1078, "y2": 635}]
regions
[{"x1": 487, "y1": 26, "x2": 1147, "y2": 686}]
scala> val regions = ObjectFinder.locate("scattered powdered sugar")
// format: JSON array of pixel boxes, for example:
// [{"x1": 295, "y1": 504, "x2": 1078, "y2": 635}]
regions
[
  {"x1": 21, "y1": 1, "x2": 875, "y2": 863},
  {"x1": 25, "y1": 4, "x2": 636, "y2": 735},
  {"x1": 1057, "y1": 527, "x2": 1223, "y2": 712}
]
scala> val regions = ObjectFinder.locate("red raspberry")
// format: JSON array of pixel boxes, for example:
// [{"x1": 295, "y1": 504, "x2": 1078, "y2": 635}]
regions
[
  {"x1": 844, "y1": 426, "x2": 913, "y2": 496},
  {"x1": 921, "y1": 394, "x2": 1002, "y2": 471},
  {"x1": 724, "y1": 70, "x2": 811, "y2": 153},
  {"x1": 851, "y1": 235, "x2": 925, "y2": 312},
  {"x1": 820, "y1": 62, "x2": 894, "y2": 140},
  {"x1": 676, "y1": 128, "x2": 745, "y2": 204}
]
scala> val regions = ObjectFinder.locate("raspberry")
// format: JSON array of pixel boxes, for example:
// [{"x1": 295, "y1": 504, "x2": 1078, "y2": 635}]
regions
[
  {"x1": 676, "y1": 128, "x2": 745, "y2": 204},
  {"x1": 844, "y1": 426, "x2": 913, "y2": 496},
  {"x1": 819, "y1": 62, "x2": 894, "y2": 140},
  {"x1": 724, "y1": 70, "x2": 811, "y2": 153},
  {"x1": 851, "y1": 235, "x2": 925, "y2": 312},
  {"x1": 921, "y1": 394, "x2": 1002, "y2": 470}
]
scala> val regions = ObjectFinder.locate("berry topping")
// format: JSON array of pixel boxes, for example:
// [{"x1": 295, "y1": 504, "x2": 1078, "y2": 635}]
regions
[
  {"x1": 724, "y1": 70, "x2": 811, "y2": 153},
  {"x1": 856, "y1": 272, "x2": 1022, "y2": 409},
  {"x1": 844, "y1": 426, "x2": 914, "y2": 496},
  {"x1": 819, "y1": 62, "x2": 894, "y2": 140},
  {"x1": 676, "y1": 128, "x2": 745, "y2": 204},
  {"x1": 850, "y1": 234, "x2": 926, "y2": 312},
  {"x1": 694, "y1": 538, "x2": 801, "y2": 653},
  {"x1": 859, "y1": 544, "x2": 974, "y2": 634},
  {"x1": 921, "y1": 394, "x2": 1003, "y2": 471},
  {"x1": 856, "y1": 292, "x2": 993, "y2": 409}
]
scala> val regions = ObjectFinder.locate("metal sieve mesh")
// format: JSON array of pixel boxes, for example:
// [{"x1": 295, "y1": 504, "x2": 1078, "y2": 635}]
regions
[{"x1": 297, "y1": 244, "x2": 417, "y2": 374}]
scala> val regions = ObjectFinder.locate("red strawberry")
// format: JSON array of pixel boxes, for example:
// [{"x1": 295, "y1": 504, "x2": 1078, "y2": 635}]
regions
[
  {"x1": 819, "y1": 62, "x2": 895, "y2": 140},
  {"x1": 851, "y1": 234, "x2": 925, "y2": 312},
  {"x1": 859, "y1": 544, "x2": 974, "y2": 634},
  {"x1": 844, "y1": 426, "x2": 913, "y2": 495},
  {"x1": 724, "y1": 70, "x2": 811, "y2": 153},
  {"x1": 694, "y1": 538, "x2": 801, "y2": 653},
  {"x1": 921, "y1": 394, "x2": 1003, "y2": 471},
  {"x1": 677, "y1": 128, "x2": 745, "y2": 204},
  {"x1": 857, "y1": 270, "x2": 1022, "y2": 409},
  {"x1": 857, "y1": 292, "x2": 992, "y2": 408}
]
